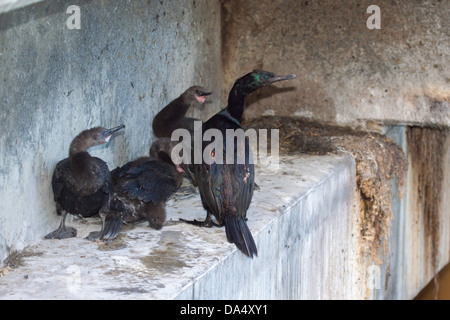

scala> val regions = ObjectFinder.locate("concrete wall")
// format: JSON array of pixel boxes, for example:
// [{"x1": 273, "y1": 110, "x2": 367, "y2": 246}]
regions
[
  {"x1": 403, "y1": 127, "x2": 450, "y2": 299},
  {"x1": 361, "y1": 126, "x2": 450, "y2": 299},
  {"x1": 0, "y1": 0, "x2": 222, "y2": 265},
  {"x1": 222, "y1": 0, "x2": 450, "y2": 128},
  {"x1": 221, "y1": 0, "x2": 450, "y2": 298}
]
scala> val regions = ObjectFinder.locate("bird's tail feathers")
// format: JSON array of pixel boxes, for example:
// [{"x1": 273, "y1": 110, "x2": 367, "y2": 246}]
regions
[
  {"x1": 101, "y1": 210, "x2": 123, "y2": 240},
  {"x1": 100, "y1": 199, "x2": 124, "y2": 240},
  {"x1": 224, "y1": 216, "x2": 258, "y2": 258}
]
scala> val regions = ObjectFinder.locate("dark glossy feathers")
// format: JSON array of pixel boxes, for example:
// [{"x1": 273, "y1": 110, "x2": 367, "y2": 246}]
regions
[
  {"x1": 193, "y1": 110, "x2": 257, "y2": 257},
  {"x1": 52, "y1": 156, "x2": 111, "y2": 218},
  {"x1": 101, "y1": 157, "x2": 182, "y2": 239},
  {"x1": 112, "y1": 159, "x2": 179, "y2": 205}
]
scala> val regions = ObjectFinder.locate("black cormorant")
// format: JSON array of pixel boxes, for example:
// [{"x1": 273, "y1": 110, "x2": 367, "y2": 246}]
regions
[
  {"x1": 45, "y1": 125, "x2": 125, "y2": 240},
  {"x1": 185, "y1": 70, "x2": 296, "y2": 257},
  {"x1": 100, "y1": 138, "x2": 183, "y2": 240}
]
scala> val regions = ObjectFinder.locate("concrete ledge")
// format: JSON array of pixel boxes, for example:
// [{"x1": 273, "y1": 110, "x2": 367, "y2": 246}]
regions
[{"x1": 0, "y1": 155, "x2": 361, "y2": 300}]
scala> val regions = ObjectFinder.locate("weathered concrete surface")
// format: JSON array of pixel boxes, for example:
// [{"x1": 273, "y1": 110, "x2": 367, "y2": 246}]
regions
[
  {"x1": 0, "y1": 155, "x2": 363, "y2": 300},
  {"x1": 1, "y1": 151, "x2": 447, "y2": 300},
  {"x1": 403, "y1": 127, "x2": 450, "y2": 299},
  {"x1": 222, "y1": 0, "x2": 450, "y2": 128},
  {"x1": 0, "y1": 0, "x2": 222, "y2": 266},
  {"x1": 370, "y1": 126, "x2": 450, "y2": 300},
  {"x1": 1, "y1": 0, "x2": 449, "y2": 300},
  {"x1": 0, "y1": 0, "x2": 42, "y2": 14}
]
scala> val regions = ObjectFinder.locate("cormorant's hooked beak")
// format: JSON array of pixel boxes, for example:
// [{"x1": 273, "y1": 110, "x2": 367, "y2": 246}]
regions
[
  {"x1": 268, "y1": 74, "x2": 297, "y2": 84},
  {"x1": 199, "y1": 91, "x2": 213, "y2": 97},
  {"x1": 195, "y1": 91, "x2": 212, "y2": 105},
  {"x1": 104, "y1": 124, "x2": 125, "y2": 142}
]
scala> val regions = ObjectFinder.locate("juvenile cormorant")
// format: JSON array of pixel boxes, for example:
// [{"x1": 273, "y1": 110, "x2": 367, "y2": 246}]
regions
[
  {"x1": 152, "y1": 86, "x2": 211, "y2": 186},
  {"x1": 100, "y1": 138, "x2": 183, "y2": 240},
  {"x1": 152, "y1": 86, "x2": 212, "y2": 139},
  {"x1": 45, "y1": 125, "x2": 125, "y2": 240},
  {"x1": 186, "y1": 70, "x2": 296, "y2": 258}
]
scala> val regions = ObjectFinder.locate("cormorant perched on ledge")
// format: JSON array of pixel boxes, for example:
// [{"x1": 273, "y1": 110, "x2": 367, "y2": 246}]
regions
[
  {"x1": 152, "y1": 86, "x2": 212, "y2": 139},
  {"x1": 185, "y1": 70, "x2": 296, "y2": 258},
  {"x1": 45, "y1": 125, "x2": 125, "y2": 240},
  {"x1": 152, "y1": 86, "x2": 211, "y2": 186},
  {"x1": 100, "y1": 138, "x2": 183, "y2": 240}
]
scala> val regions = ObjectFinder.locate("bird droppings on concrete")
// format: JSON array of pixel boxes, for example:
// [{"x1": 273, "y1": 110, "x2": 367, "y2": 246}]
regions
[
  {"x1": 96, "y1": 234, "x2": 129, "y2": 252},
  {"x1": 0, "y1": 155, "x2": 355, "y2": 299},
  {"x1": 140, "y1": 230, "x2": 192, "y2": 274},
  {"x1": 244, "y1": 116, "x2": 407, "y2": 263}
]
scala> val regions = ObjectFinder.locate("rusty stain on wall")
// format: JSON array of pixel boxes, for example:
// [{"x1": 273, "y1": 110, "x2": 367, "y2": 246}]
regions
[{"x1": 407, "y1": 127, "x2": 449, "y2": 279}]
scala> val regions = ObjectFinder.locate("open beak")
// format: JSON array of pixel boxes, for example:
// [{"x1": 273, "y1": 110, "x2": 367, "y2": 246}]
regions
[
  {"x1": 104, "y1": 124, "x2": 125, "y2": 142},
  {"x1": 195, "y1": 91, "x2": 212, "y2": 105},
  {"x1": 269, "y1": 74, "x2": 297, "y2": 84}
]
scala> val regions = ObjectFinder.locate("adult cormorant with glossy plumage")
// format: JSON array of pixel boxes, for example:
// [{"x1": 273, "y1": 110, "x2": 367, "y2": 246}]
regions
[
  {"x1": 184, "y1": 70, "x2": 296, "y2": 258},
  {"x1": 45, "y1": 125, "x2": 125, "y2": 240},
  {"x1": 100, "y1": 138, "x2": 184, "y2": 240}
]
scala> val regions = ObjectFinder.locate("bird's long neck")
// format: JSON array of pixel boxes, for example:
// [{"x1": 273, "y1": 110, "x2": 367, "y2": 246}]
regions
[
  {"x1": 69, "y1": 138, "x2": 95, "y2": 178},
  {"x1": 69, "y1": 133, "x2": 93, "y2": 158},
  {"x1": 226, "y1": 82, "x2": 252, "y2": 123},
  {"x1": 68, "y1": 132, "x2": 97, "y2": 177},
  {"x1": 159, "y1": 95, "x2": 192, "y2": 124}
]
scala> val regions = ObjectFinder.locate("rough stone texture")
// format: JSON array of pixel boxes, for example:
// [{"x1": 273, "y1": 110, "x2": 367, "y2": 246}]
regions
[
  {"x1": 222, "y1": 0, "x2": 450, "y2": 128},
  {"x1": 0, "y1": 0, "x2": 222, "y2": 266}
]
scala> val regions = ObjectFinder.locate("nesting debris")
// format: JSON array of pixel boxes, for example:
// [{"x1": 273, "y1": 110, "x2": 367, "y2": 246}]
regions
[
  {"x1": 3, "y1": 249, "x2": 43, "y2": 270},
  {"x1": 244, "y1": 116, "x2": 407, "y2": 261},
  {"x1": 0, "y1": 266, "x2": 13, "y2": 277}
]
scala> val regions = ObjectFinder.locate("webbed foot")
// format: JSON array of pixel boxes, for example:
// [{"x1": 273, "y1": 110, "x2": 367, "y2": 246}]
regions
[
  {"x1": 84, "y1": 231, "x2": 101, "y2": 241},
  {"x1": 45, "y1": 226, "x2": 77, "y2": 240},
  {"x1": 180, "y1": 213, "x2": 222, "y2": 228}
]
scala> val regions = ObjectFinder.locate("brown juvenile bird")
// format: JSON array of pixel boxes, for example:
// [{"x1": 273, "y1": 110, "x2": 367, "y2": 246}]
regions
[
  {"x1": 152, "y1": 86, "x2": 211, "y2": 186},
  {"x1": 100, "y1": 138, "x2": 183, "y2": 240},
  {"x1": 46, "y1": 125, "x2": 125, "y2": 240},
  {"x1": 152, "y1": 86, "x2": 212, "y2": 139}
]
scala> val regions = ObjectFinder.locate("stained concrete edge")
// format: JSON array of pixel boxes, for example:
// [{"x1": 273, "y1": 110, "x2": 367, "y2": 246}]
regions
[{"x1": 0, "y1": 155, "x2": 362, "y2": 300}]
